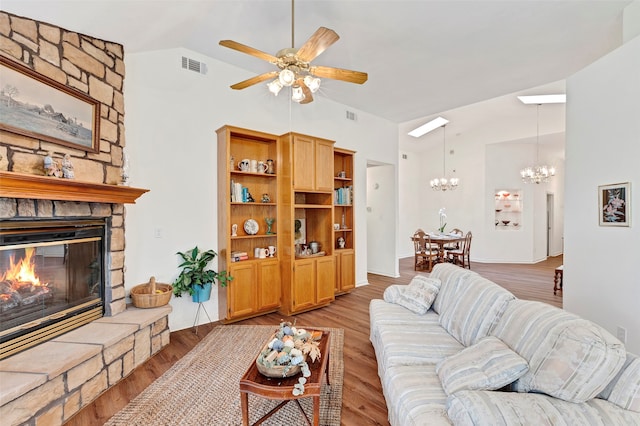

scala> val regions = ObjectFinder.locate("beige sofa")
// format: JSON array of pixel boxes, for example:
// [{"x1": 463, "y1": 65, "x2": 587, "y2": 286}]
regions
[{"x1": 369, "y1": 263, "x2": 640, "y2": 425}]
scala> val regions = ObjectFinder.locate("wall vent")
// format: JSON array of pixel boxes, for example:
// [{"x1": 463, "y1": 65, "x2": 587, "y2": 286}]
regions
[
  {"x1": 181, "y1": 56, "x2": 208, "y2": 75},
  {"x1": 345, "y1": 110, "x2": 357, "y2": 121}
]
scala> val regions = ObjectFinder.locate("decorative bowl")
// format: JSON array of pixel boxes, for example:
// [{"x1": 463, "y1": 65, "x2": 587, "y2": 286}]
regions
[
  {"x1": 502, "y1": 220, "x2": 511, "y2": 226},
  {"x1": 513, "y1": 223, "x2": 519, "y2": 227},
  {"x1": 495, "y1": 209, "x2": 502, "y2": 212}
]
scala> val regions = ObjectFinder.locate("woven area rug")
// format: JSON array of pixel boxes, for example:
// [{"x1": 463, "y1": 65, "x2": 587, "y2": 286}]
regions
[{"x1": 105, "y1": 325, "x2": 344, "y2": 426}]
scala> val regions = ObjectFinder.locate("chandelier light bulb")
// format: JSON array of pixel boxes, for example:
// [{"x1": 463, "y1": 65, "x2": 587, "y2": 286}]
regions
[
  {"x1": 291, "y1": 85, "x2": 305, "y2": 103},
  {"x1": 279, "y1": 69, "x2": 296, "y2": 86},
  {"x1": 304, "y1": 75, "x2": 321, "y2": 93},
  {"x1": 267, "y1": 79, "x2": 283, "y2": 95}
]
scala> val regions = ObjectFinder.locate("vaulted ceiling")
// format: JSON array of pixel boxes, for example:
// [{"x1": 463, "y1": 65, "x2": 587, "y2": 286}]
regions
[{"x1": 2, "y1": 0, "x2": 631, "y2": 137}]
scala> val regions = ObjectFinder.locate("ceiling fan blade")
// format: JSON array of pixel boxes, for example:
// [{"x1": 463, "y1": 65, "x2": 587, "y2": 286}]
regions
[
  {"x1": 230, "y1": 71, "x2": 278, "y2": 90},
  {"x1": 296, "y1": 79, "x2": 313, "y2": 104},
  {"x1": 219, "y1": 40, "x2": 278, "y2": 63},
  {"x1": 296, "y1": 27, "x2": 340, "y2": 63},
  {"x1": 310, "y1": 65, "x2": 368, "y2": 84}
]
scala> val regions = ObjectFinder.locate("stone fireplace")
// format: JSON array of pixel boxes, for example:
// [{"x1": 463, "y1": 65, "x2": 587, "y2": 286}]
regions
[{"x1": 0, "y1": 11, "x2": 171, "y2": 426}]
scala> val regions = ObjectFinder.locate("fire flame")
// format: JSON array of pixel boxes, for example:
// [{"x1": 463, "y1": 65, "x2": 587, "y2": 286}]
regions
[{"x1": 1, "y1": 247, "x2": 43, "y2": 287}]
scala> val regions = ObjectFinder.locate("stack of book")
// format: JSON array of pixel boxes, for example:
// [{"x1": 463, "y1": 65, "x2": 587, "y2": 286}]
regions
[
  {"x1": 230, "y1": 251, "x2": 248, "y2": 262},
  {"x1": 334, "y1": 185, "x2": 353, "y2": 205},
  {"x1": 230, "y1": 180, "x2": 250, "y2": 202}
]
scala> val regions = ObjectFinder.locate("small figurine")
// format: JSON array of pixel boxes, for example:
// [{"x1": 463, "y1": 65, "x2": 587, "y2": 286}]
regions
[
  {"x1": 44, "y1": 151, "x2": 61, "y2": 177},
  {"x1": 61, "y1": 154, "x2": 75, "y2": 179},
  {"x1": 337, "y1": 237, "x2": 346, "y2": 249},
  {"x1": 231, "y1": 224, "x2": 238, "y2": 237},
  {"x1": 261, "y1": 193, "x2": 271, "y2": 203},
  {"x1": 246, "y1": 190, "x2": 255, "y2": 203}
]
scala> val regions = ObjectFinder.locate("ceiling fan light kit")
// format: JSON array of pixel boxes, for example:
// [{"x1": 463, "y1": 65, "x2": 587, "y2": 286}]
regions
[{"x1": 219, "y1": 0, "x2": 367, "y2": 104}]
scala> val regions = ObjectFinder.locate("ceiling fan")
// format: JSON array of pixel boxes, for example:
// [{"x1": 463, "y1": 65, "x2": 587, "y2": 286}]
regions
[{"x1": 219, "y1": 0, "x2": 368, "y2": 104}]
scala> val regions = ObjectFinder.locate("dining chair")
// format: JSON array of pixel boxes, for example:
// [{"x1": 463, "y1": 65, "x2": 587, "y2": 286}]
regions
[
  {"x1": 448, "y1": 231, "x2": 472, "y2": 269},
  {"x1": 413, "y1": 230, "x2": 439, "y2": 271},
  {"x1": 444, "y1": 228, "x2": 463, "y2": 251}
]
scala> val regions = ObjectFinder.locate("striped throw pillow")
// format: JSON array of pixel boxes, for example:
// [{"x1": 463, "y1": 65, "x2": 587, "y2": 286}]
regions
[{"x1": 436, "y1": 336, "x2": 528, "y2": 395}]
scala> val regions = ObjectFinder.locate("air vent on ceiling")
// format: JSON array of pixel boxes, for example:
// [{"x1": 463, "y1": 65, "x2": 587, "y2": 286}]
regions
[
  {"x1": 345, "y1": 110, "x2": 357, "y2": 121},
  {"x1": 181, "y1": 56, "x2": 208, "y2": 75}
]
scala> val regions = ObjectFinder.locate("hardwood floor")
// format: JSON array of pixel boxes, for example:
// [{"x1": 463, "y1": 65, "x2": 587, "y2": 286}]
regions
[{"x1": 66, "y1": 256, "x2": 563, "y2": 425}]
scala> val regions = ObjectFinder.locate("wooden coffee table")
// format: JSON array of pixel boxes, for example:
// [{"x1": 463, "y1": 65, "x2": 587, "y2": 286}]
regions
[{"x1": 240, "y1": 329, "x2": 331, "y2": 426}]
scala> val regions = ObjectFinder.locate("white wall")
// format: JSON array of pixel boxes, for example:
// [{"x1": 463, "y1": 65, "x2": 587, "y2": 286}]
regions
[
  {"x1": 564, "y1": 35, "x2": 640, "y2": 354},
  {"x1": 123, "y1": 48, "x2": 397, "y2": 330}
]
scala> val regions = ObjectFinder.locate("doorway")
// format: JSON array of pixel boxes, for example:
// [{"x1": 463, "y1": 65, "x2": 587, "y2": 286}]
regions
[{"x1": 366, "y1": 161, "x2": 397, "y2": 277}]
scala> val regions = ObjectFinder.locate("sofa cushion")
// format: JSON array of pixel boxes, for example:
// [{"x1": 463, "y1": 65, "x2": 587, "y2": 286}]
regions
[
  {"x1": 492, "y1": 300, "x2": 626, "y2": 403},
  {"x1": 438, "y1": 274, "x2": 515, "y2": 346},
  {"x1": 383, "y1": 276, "x2": 441, "y2": 315},
  {"x1": 447, "y1": 390, "x2": 640, "y2": 426},
  {"x1": 429, "y1": 263, "x2": 474, "y2": 314},
  {"x1": 598, "y1": 352, "x2": 640, "y2": 412},
  {"x1": 372, "y1": 322, "x2": 464, "y2": 373},
  {"x1": 436, "y1": 336, "x2": 528, "y2": 395},
  {"x1": 587, "y1": 398, "x2": 640, "y2": 425},
  {"x1": 382, "y1": 364, "x2": 452, "y2": 426}
]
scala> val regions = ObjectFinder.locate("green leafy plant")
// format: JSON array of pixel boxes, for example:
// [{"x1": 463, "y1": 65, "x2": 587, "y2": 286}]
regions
[{"x1": 172, "y1": 246, "x2": 232, "y2": 297}]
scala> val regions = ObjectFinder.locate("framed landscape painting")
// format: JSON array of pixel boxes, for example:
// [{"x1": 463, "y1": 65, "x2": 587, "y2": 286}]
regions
[
  {"x1": 599, "y1": 182, "x2": 630, "y2": 227},
  {"x1": 0, "y1": 56, "x2": 100, "y2": 152}
]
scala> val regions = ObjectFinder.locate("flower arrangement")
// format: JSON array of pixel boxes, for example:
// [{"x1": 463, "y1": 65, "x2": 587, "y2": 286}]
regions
[
  {"x1": 438, "y1": 208, "x2": 447, "y2": 233},
  {"x1": 256, "y1": 321, "x2": 322, "y2": 395}
]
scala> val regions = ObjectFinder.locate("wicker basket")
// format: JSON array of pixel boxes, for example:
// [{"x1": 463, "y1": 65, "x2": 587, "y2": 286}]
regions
[{"x1": 131, "y1": 277, "x2": 172, "y2": 308}]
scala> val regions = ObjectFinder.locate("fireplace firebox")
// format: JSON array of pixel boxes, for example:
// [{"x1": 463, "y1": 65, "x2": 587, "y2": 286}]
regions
[{"x1": 0, "y1": 219, "x2": 108, "y2": 360}]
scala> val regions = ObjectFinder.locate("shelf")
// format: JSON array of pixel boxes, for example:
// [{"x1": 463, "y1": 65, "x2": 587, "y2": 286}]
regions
[
  {"x1": 231, "y1": 234, "x2": 277, "y2": 239},
  {"x1": 0, "y1": 171, "x2": 149, "y2": 204},
  {"x1": 294, "y1": 204, "x2": 332, "y2": 209},
  {"x1": 231, "y1": 202, "x2": 276, "y2": 206},
  {"x1": 334, "y1": 228, "x2": 353, "y2": 232},
  {"x1": 231, "y1": 171, "x2": 277, "y2": 178}
]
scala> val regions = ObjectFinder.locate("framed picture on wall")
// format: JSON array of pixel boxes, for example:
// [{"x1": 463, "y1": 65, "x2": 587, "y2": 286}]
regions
[
  {"x1": 599, "y1": 182, "x2": 631, "y2": 227},
  {"x1": 0, "y1": 56, "x2": 100, "y2": 153}
]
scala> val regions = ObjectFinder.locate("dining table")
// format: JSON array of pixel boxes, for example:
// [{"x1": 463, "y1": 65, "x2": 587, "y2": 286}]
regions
[{"x1": 412, "y1": 232, "x2": 466, "y2": 264}]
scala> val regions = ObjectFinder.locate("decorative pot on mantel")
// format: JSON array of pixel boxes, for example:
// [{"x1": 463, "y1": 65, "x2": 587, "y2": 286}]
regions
[{"x1": 191, "y1": 283, "x2": 212, "y2": 303}]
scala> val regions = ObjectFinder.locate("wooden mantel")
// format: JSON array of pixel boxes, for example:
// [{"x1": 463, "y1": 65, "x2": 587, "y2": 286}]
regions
[{"x1": 0, "y1": 171, "x2": 149, "y2": 204}]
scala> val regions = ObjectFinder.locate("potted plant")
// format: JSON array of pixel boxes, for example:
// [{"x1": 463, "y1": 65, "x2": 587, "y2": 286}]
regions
[{"x1": 172, "y1": 246, "x2": 232, "y2": 302}]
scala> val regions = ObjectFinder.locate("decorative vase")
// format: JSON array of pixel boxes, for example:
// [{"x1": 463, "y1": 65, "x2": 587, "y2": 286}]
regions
[{"x1": 192, "y1": 282, "x2": 212, "y2": 303}]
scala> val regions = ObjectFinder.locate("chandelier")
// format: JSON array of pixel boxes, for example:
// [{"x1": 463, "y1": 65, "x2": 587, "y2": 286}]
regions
[
  {"x1": 520, "y1": 104, "x2": 555, "y2": 184},
  {"x1": 430, "y1": 125, "x2": 459, "y2": 191}
]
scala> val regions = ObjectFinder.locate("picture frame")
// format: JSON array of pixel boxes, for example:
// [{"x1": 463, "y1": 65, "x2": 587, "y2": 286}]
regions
[
  {"x1": 0, "y1": 55, "x2": 100, "y2": 153},
  {"x1": 294, "y1": 218, "x2": 306, "y2": 244},
  {"x1": 599, "y1": 182, "x2": 631, "y2": 227}
]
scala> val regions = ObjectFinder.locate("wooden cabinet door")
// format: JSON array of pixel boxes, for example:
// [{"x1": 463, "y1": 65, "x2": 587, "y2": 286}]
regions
[
  {"x1": 292, "y1": 135, "x2": 315, "y2": 190},
  {"x1": 315, "y1": 139, "x2": 335, "y2": 192},
  {"x1": 258, "y1": 259, "x2": 280, "y2": 310},
  {"x1": 316, "y1": 256, "x2": 335, "y2": 305},
  {"x1": 227, "y1": 262, "x2": 257, "y2": 319},
  {"x1": 292, "y1": 258, "x2": 315, "y2": 312},
  {"x1": 339, "y1": 250, "x2": 355, "y2": 292}
]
